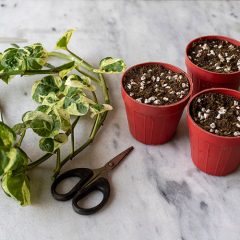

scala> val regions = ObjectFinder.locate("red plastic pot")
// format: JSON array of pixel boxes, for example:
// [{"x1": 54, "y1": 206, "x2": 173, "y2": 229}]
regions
[
  {"x1": 121, "y1": 62, "x2": 193, "y2": 145},
  {"x1": 185, "y1": 35, "x2": 240, "y2": 94},
  {"x1": 187, "y1": 88, "x2": 240, "y2": 176}
]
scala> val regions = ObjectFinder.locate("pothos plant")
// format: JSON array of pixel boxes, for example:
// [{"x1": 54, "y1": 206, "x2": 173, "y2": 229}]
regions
[{"x1": 0, "y1": 29, "x2": 126, "y2": 206}]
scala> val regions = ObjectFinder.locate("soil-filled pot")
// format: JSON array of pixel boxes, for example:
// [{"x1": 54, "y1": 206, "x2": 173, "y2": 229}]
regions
[
  {"x1": 187, "y1": 88, "x2": 240, "y2": 176},
  {"x1": 121, "y1": 62, "x2": 193, "y2": 145},
  {"x1": 185, "y1": 35, "x2": 240, "y2": 94}
]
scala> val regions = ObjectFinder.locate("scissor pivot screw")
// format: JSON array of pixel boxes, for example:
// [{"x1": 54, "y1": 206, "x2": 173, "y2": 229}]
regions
[{"x1": 108, "y1": 162, "x2": 114, "y2": 167}]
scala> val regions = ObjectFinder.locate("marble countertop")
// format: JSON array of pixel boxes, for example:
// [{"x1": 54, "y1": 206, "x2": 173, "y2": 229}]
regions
[{"x1": 0, "y1": 0, "x2": 240, "y2": 239}]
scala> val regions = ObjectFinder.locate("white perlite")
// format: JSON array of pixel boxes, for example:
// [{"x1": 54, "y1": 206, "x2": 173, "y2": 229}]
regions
[
  {"x1": 127, "y1": 84, "x2": 131, "y2": 90},
  {"x1": 202, "y1": 43, "x2": 209, "y2": 50},
  {"x1": 237, "y1": 59, "x2": 240, "y2": 70},
  {"x1": 218, "y1": 54, "x2": 224, "y2": 62},
  {"x1": 130, "y1": 79, "x2": 137, "y2": 85},
  {"x1": 163, "y1": 97, "x2": 169, "y2": 102},
  {"x1": 210, "y1": 50, "x2": 215, "y2": 55},
  {"x1": 153, "y1": 100, "x2": 161, "y2": 104},
  {"x1": 210, "y1": 123, "x2": 216, "y2": 129},
  {"x1": 233, "y1": 131, "x2": 240, "y2": 136},
  {"x1": 218, "y1": 107, "x2": 226, "y2": 115},
  {"x1": 148, "y1": 96, "x2": 156, "y2": 102}
]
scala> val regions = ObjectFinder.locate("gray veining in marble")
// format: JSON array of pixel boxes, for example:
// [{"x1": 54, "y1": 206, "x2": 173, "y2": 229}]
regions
[{"x1": 0, "y1": 0, "x2": 240, "y2": 240}]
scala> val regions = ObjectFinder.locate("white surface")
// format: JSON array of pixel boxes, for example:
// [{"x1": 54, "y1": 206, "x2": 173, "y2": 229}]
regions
[{"x1": 0, "y1": 0, "x2": 240, "y2": 240}]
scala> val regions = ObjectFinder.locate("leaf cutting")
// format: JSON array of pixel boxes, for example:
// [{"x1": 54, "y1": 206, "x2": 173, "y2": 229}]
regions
[{"x1": 0, "y1": 29, "x2": 126, "y2": 205}]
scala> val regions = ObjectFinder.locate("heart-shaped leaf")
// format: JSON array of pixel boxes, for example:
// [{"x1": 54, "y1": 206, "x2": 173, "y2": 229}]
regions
[
  {"x1": 90, "y1": 103, "x2": 113, "y2": 118},
  {"x1": 12, "y1": 123, "x2": 27, "y2": 135},
  {"x1": 93, "y1": 57, "x2": 126, "y2": 74},
  {"x1": 24, "y1": 43, "x2": 48, "y2": 70},
  {"x1": 23, "y1": 111, "x2": 54, "y2": 137},
  {"x1": 1, "y1": 48, "x2": 28, "y2": 71},
  {"x1": 55, "y1": 29, "x2": 75, "y2": 50},
  {"x1": 39, "y1": 133, "x2": 68, "y2": 153},
  {"x1": 65, "y1": 74, "x2": 96, "y2": 91},
  {"x1": 0, "y1": 148, "x2": 28, "y2": 176},
  {"x1": 32, "y1": 75, "x2": 62, "y2": 103},
  {"x1": 0, "y1": 122, "x2": 16, "y2": 148},
  {"x1": 2, "y1": 171, "x2": 31, "y2": 206}
]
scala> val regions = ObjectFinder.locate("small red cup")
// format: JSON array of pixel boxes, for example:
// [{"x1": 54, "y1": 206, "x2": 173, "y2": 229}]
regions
[
  {"x1": 187, "y1": 88, "x2": 240, "y2": 176},
  {"x1": 185, "y1": 35, "x2": 240, "y2": 94},
  {"x1": 121, "y1": 62, "x2": 193, "y2": 145}
]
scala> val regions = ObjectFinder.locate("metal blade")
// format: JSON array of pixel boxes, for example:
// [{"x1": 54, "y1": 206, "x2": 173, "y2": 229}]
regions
[{"x1": 104, "y1": 146, "x2": 134, "y2": 172}]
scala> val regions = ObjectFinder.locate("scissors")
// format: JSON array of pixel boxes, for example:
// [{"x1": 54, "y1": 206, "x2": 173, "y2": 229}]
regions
[{"x1": 51, "y1": 146, "x2": 134, "y2": 215}]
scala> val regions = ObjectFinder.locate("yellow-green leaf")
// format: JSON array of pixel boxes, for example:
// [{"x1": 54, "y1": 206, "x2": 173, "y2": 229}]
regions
[
  {"x1": 2, "y1": 172, "x2": 31, "y2": 206},
  {"x1": 0, "y1": 122, "x2": 16, "y2": 148},
  {"x1": 93, "y1": 57, "x2": 126, "y2": 74},
  {"x1": 65, "y1": 74, "x2": 96, "y2": 91},
  {"x1": 55, "y1": 29, "x2": 75, "y2": 50}
]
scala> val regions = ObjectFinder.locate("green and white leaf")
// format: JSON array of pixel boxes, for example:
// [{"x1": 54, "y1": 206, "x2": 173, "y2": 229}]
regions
[
  {"x1": 39, "y1": 133, "x2": 68, "y2": 153},
  {"x1": 36, "y1": 105, "x2": 52, "y2": 114},
  {"x1": 32, "y1": 75, "x2": 62, "y2": 103},
  {"x1": 24, "y1": 43, "x2": 48, "y2": 70},
  {"x1": 90, "y1": 104, "x2": 113, "y2": 118},
  {"x1": 23, "y1": 111, "x2": 54, "y2": 137},
  {"x1": 42, "y1": 92, "x2": 60, "y2": 107},
  {"x1": 55, "y1": 108, "x2": 71, "y2": 132},
  {"x1": 55, "y1": 29, "x2": 75, "y2": 50},
  {"x1": 65, "y1": 74, "x2": 96, "y2": 91},
  {"x1": 12, "y1": 123, "x2": 27, "y2": 135},
  {"x1": 2, "y1": 172, "x2": 31, "y2": 206},
  {"x1": 0, "y1": 148, "x2": 28, "y2": 176},
  {"x1": 1, "y1": 48, "x2": 28, "y2": 71},
  {"x1": 59, "y1": 63, "x2": 76, "y2": 78},
  {"x1": 0, "y1": 122, "x2": 16, "y2": 148},
  {"x1": 93, "y1": 57, "x2": 126, "y2": 74}
]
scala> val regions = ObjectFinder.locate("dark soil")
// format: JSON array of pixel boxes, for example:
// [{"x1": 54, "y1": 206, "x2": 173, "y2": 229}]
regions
[
  {"x1": 188, "y1": 39, "x2": 240, "y2": 73},
  {"x1": 191, "y1": 92, "x2": 240, "y2": 137},
  {"x1": 123, "y1": 64, "x2": 190, "y2": 105}
]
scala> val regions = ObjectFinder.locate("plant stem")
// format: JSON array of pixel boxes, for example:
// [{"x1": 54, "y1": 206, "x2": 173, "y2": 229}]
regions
[
  {"x1": 71, "y1": 122, "x2": 75, "y2": 158},
  {"x1": 49, "y1": 51, "x2": 100, "y2": 84},
  {"x1": 53, "y1": 149, "x2": 61, "y2": 179},
  {"x1": 0, "y1": 62, "x2": 75, "y2": 77},
  {"x1": 28, "y1": 116, "x2": 80, "y2": 170},
  {"x1": 48, "y1": 51, "x2": 74, "y2": 61},
  {"x1": 27, "y1": 153, "x2": 52, "y2": 170},
  {"x1": 75, "y1": 67, "x2": 100, "y2": 84},
  {"x1": 99, "y1": 73, "x2": 110, "y2": 104},
  {"x1": 59, "y1": 113, "x2": 102, "y2": 168},
  {"x1": 92, "y1": 91, "x2": 98, "y2": 103},
  {"x1": 16, "y1": 130, "x2": 26, "y2": 147},
  {"x1": 67, "y1": 48, "x2": 94, "y2": 71},
  {"x1": 66, "y1": 116, "x2": 80, "y2": 135}
]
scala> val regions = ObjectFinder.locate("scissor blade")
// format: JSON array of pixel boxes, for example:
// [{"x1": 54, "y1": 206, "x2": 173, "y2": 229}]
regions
[{"x1": 105, "y1": 146, "x2": 134, "y2": 171}]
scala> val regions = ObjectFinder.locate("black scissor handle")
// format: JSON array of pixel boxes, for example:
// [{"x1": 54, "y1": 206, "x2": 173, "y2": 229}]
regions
[
  {"x1": 51, "y1": 168, "x2": 93, "y2": 201},
  {"x1": 72, "y1": 177, "x2": 110, "y2": 215}
]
